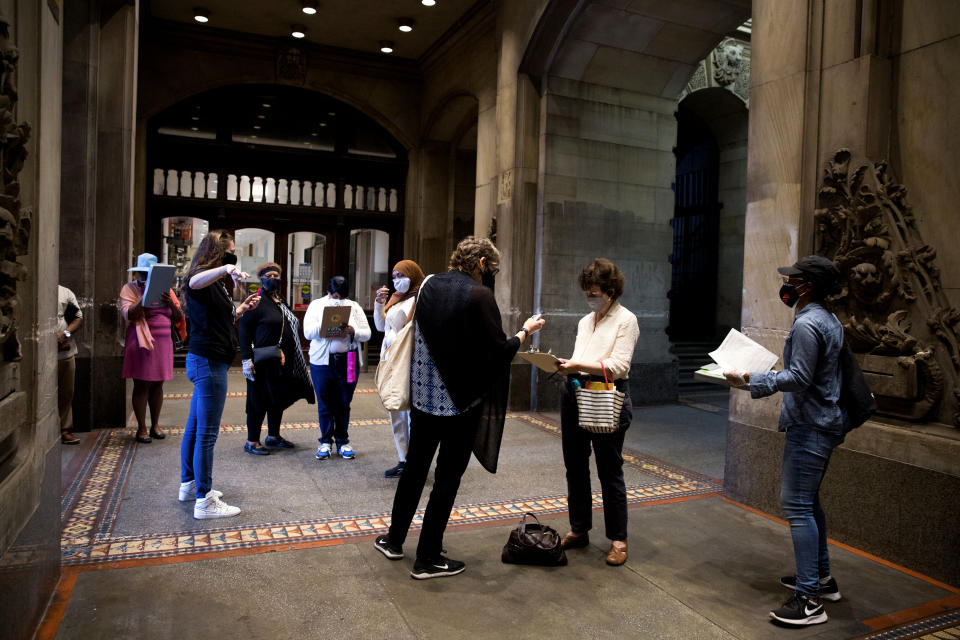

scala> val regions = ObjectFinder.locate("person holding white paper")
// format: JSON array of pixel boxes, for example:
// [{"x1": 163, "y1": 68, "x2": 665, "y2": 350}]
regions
[
  {"x1": 724, "y1": 255, "x2": 845, "y2": 627},
  {"x1": 303, "y1": 276, "x2": 371, "y2": 461}
]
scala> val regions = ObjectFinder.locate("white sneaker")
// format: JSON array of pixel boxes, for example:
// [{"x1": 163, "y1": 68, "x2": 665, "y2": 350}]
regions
[
  {"x1": 178, "y1": 480, "x2": 222, "y2": 502},
  {"x1": 193, "y1": 494, "x2": 240, "y2": 519},
  {"x1": 315, "y1": 442, "x2": 332, "y2": 460}
]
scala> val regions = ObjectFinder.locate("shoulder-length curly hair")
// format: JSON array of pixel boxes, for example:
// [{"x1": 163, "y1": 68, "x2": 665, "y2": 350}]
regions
[
  {"x1": 578, "y1": 258, "x2": 625, "y2": 300},
  {"x1": 448, "y1": 235, "x2": 500, "y2": 274}
]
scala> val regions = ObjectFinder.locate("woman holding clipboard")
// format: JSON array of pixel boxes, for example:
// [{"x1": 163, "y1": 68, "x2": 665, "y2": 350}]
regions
[{"x1": 119, "y1": 253, "x2": 184, "y2": 443}]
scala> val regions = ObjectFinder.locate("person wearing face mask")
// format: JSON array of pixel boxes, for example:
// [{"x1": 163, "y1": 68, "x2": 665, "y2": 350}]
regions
[
  {"x1": 723, "y1": 255, "x2": 844, "y2": 627},
  {"x1": 120, "y1": 253, "x2": 185, "y2": 443},
  {"x1": 555, "y1": 258, "x2": 639, "y2": 567},
  {"x1": 374, "y1": 236, "x2": 545, "y2": 580},
  {"x1": 373, "y1": 259, "x2": 426, "y2": 478},
  {"x1": 303, "y1": 275, "x2": 372, "y2": 461},
  {"x1": 238, "y1": 263, "x2": 315, "y2": 455},
  {"x1": 179, "y1": 230, "x2": 261, "y2": 519}
]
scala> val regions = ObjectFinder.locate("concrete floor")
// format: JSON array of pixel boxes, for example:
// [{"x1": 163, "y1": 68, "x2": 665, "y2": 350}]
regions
[{"x1": 51, "y1": 372, "x2": 955, "y2": 639}]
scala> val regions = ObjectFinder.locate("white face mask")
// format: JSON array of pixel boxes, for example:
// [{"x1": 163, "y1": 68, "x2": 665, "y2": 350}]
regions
[
  {"x1": 586, "y1": 295, "x2": 607, "y2": 313},
  {"x1": 393, "y1": 277, "x2": 411, "y2": 294}
]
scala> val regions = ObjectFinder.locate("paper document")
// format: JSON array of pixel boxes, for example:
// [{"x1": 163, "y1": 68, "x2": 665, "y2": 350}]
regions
[
  {"x1": 319, "y1": 305, "x2": 350, "y2": 338},
  {"x1": 708, "y1": 328, "x2": 779, "y2": 373},
  {"x1": 517, "y1": 351, "x2": 561, "y2": 373},
  {"x1": 142, "y1": 264, "x2": 177, "y2": 308}
]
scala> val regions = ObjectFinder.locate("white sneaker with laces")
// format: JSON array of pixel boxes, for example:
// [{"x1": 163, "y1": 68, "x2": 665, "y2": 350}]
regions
[
  {"x1": 338, "y1": 443, "x2": 355, "y2": 459},
  {"x1": 193, "y1": 494, "x2": 241, "y2": 519},
  {"x1": 316, "y1": 442, "x2": 332, "y2": 460},
  {"x1": 178, "y1": 480, "x2": 222, "y2": 502}
]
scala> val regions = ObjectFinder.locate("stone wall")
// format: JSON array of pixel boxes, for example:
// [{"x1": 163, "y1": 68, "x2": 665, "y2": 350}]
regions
[{"x1": 0, "y1": 1, "x2": 63, "y2": 636}]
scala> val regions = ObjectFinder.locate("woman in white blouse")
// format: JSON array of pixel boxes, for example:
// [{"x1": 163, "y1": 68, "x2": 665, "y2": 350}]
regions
[
  {"x1": 556, "y1": 258, "x2": 640, "y2": 567},
  {"x1": 373, "y1": 259, "x2": 425, "y2": 478},
  {"x1": 303, "y1": 276, "x2": 371, "y2": 461}
]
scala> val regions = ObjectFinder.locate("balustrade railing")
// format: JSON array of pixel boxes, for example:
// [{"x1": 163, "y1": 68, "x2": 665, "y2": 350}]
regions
[{"x1": 151, "y1": 168, "x2": 401, "y2": 213}]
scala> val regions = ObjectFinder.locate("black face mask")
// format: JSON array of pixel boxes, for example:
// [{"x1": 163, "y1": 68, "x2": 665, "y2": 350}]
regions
[
  {"x1": 222, "y1": 253, "x2": 238, "y2": 266},
  {"x1": 260, "y1": 277, "x2": 280, "y2": 292},
  {"x1": 481, "y1": 269, "x2": 496, "y2": 291},
  {"x1": 780, "y1": 283, "x2": 803, "y2": 308}
]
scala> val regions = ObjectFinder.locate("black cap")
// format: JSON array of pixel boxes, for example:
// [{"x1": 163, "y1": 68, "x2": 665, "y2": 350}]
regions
[{"x1": 777, "y1": 255, "x2": 840, "y2": 289}]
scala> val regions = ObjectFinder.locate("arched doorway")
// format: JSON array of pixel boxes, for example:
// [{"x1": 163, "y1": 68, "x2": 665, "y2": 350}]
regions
[{"x1": 145, "y1": 84, "x2": 407, "y2": 296}]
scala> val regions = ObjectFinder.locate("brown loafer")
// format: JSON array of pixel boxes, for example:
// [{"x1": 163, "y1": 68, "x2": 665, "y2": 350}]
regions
[
  {"x1": 561, "y1": 531, "x2": 589, "y2": 549},
  {"x1": 61, "y1": 432, "x2": 80, "y2": 445},
  {"x1": 606, "y1": 540, "x2": 627, "y2": 566}
]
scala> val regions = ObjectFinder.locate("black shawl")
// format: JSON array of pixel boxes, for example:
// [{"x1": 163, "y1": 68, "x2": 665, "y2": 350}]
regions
[{"x1": 415, "y1": 270, "x2": 520, "y2": 473}]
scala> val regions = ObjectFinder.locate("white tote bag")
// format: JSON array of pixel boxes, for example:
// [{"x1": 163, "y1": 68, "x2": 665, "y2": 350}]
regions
[{"x1": 574, "y1": 363, "x2": 625, "y2": 434}]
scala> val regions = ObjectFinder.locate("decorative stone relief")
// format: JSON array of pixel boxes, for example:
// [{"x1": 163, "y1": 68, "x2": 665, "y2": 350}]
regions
[
  {"x1": 678, "y1": 36, "x2": 750, "y2": 106},
  {"x1": 814, "y1": 149, "x2": 960, "y2": 427},
  {"x1": 498, "y1": 169, "x2": 513, "y2": 204},
  {"x1": 277, "y1": 47, "x2": 308, "y2": 84},
  {"x1": 0, "y1": 14, "x2": 31, "y2": 364}
]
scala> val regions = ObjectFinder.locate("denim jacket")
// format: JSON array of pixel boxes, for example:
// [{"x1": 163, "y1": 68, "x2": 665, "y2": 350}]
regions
[{"x1": 750, "y1": 303, "x2": 846, "y2": 434}]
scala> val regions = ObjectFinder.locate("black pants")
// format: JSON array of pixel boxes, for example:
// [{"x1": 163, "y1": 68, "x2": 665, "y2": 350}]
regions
[
  {"x1": 560, "y1": 377, "x2": 632, "y2": 541},
  {"x1": 387, "y1": 407, "x2": 479, "y2": 561},
  {"x1": 246, "y1": 359, "x2": 286, "y2": 442}
]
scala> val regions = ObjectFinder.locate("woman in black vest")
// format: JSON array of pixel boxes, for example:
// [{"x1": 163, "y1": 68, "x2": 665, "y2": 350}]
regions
[{"x1": 238, "y1": 262, "x2": 314, "y2": 455}]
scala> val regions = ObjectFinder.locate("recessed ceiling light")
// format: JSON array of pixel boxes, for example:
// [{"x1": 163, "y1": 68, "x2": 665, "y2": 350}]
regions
[
  {"x1": 318, "y1": 123, "x2": 327, "y2": 127},
  {"x1": 327, "y1": 111, "x2": 335, "y2": 117},
  {"x1": 251, "y1": 135, "x2": 258, "y2": 139},
  {"x1": 191, "y1": 116, "x2": 199, "y2": 121},
  {"x1": 422, "y1": 0, "x2": 436, "y2": 6},
  {"x1": 253, "y1": 125, "x2": 261, "y2": 130},
  {"x1": 262, "y1": 103, "x2": 271, "y2": 108},
  {"x1": 291, "y1": 24, "x2": 307, "y2": 38},
  {"x1": 311, "y1": 132, "x2": 318, "y2": 136},
  {"x1": 398, "y1": 18, "x2": 414, "y2": 32},
  {"x1": 380, "y1": 40, "x2": 394, "y2": 53},
  {"x1": 190, "y1": 126, "x2": 199, "y2": 131},
  {"x1": 301, "y1": 0, "x2": 318, "y2": 15},
  {"x1": 257, "y1": 114, "x2": 266, "y2": 119},
  {"x1": 193, "y1": 7, "x2": 209, "y2": 22}
]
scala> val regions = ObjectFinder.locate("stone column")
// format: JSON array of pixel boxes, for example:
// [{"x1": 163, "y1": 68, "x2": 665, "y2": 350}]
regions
[{"x1": 60, "y1": 0, "x2": 139, "y2": 430}]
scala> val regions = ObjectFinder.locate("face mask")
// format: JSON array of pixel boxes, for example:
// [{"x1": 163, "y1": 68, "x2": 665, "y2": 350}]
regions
[
  {"x1": 260, "y1": 277, "x2": 279, "y2": 292},
  {"x1": 481, "y1": 269, "x2": 496, "y2": 290},
  {"x1": 393, "y1": 277, "x2": 411, "y2": 294},
  {"x1": 779, "y1": 283, "x2": 804, "y2": 308},
  {"x1": 136, "y1": 272, "x2": 147, "y2": 283},
  {"x1": 222, "y1": 253, "x2": 238, "y2": 266},
  {"x1": 586, "y1": 295, "x2": 607, "y2": 313}
]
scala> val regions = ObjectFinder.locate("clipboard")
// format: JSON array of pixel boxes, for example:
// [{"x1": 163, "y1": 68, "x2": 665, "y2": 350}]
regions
[
  {"x1": 142, "y1": 264, "x2": 177, "y2": 308},
  {"x1": 319, "y1": 305, "x2": 350, "y2": 338},
  {"x1": 517, "y1": 351, "x2": 561, "y2": 373}
]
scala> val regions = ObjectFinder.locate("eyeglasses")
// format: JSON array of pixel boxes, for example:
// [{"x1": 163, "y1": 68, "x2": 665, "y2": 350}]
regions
[{"x1": 488, "y1": 267, "x2": 500, "y2": 276}]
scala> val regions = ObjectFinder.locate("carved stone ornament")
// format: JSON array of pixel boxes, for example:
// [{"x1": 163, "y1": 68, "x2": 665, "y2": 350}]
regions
[
  {"x1": 0, "y1": 14, "x2": 31, "y2": 364},
  {"x1": 678, "y1": 37, "x2": 750, "y2": 106},
  {"x1": 815, "y1": 149, "x2": 960, "y2": 427},
  {"x1": 277, "y1": 47, "x2": 308, "y2": 84}
]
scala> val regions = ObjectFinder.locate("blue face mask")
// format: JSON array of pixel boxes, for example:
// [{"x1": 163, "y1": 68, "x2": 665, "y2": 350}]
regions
[{"x1": 260, "y1": 277, "x2": 280, "y2": 292}]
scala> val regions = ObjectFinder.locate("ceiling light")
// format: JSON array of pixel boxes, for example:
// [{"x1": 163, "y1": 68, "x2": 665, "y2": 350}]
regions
[
  {"x1": 257, "y1": 114, "x2": 266, "y2": 119},
  {"x1": 190, "y1": 126, "x2": 199, "y2": 131},
  {"x1": 301, "y1": 0, "x2": 318, "y2": 15},
  {"x1": 311, "y1": 132, "x2": 318, "y2": 136},
  {"x1": 398, "y1": 18, "x2": 414, "y2": 32},
  {"x1": 291, "y1": 24, "x2": 307, "y2": 38},
  {"x1": 318, "y1": 123, "x2": 327, "y2": 127},
  {"x1": 193, "y1": 7, "x2": 209, "y2": 22},
  {"x1": 421, "y1": 0, "x2": 436, "y2": 6},
  {"x1": 262, "y1": 103, "x2": 271, "y2": 108},
  {"x1": 253, "y1": 125, "x2": 261, "y2": 130},
  {"x1": 191, "y1": 115, "x2": 199, "y2": 121},
  {"x1": 379, "y1": 40, "x2": 394, "y2": 53}
]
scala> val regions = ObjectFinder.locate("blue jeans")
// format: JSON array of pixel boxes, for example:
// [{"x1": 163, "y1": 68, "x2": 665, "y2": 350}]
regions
[
  {"x1": 180, "y1": 353, "x2": 230, "y2": 499},
  {"x1": 781, "y1": 426, "x2": 843, "y2": 597},
  {"x1": 310, "y1": 357, "x2": 357, "y2": 445}
]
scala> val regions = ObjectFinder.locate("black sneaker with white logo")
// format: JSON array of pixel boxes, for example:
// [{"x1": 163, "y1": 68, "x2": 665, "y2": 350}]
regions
[
  {"x1": 770, "y1": 592, "x2": 828, "y2": 626},
  {"x1": 410, "y1": 555, "x2": 466, "y2": 580},
  {"x1": 780, "y1": 575, "x2": 842, "y2": 601},
  {"x1": 374, "y1": 535, "x2": 403, "y2": 560}
]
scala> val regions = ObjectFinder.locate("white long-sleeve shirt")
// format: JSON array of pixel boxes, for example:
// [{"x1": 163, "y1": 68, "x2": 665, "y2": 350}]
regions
[
  {"x1": 373, "y1": 297, "x2": 414, "y2": 360},
  {"x1": 570, "y1": 301, "x2": 639, "y2": 380},
  {"x1": 303, "y1": 295, "x2": 371, "y2": 366}
]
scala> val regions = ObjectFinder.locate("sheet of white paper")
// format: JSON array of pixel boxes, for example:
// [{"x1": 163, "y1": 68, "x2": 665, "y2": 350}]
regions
[{"x1": 708, "y1": 328, "x2": 779, "y2": 373}]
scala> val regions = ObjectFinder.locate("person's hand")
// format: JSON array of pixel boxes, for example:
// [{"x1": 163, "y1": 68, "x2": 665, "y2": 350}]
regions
[
  {"x1": 160, "y1": 291, "x2": 176, "y2": 308},
  {"x1": 242, "y1": 359, "x2": 255, "y2": 382},
  {"x1": 342, "y1": 324, "x2": 355, "y2": 337},
  {"x1": 238, "y1": 293, "x2": 260, "y2": 316},
  {"x1": 375, "y1": 286, "x2": 390, "y2": 304},
  {"x1": 224, "y1": 264, "x2": 250, "y2": 283},
  {"x1": 57, "y1": 331, "x2": 69, "y2": 346},
  {"x1": 723, "y1": 370, "x2": 750, "y2": 388},
  {"x1": 556, "y1": 358, "x2": 579, "y2": 375},
  {"x1": 523, "y1": 315, "x2": 546, "y2": 335}
]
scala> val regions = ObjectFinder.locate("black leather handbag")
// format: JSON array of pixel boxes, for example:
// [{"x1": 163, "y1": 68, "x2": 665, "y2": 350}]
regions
[
  {"x1": 500, "y1": 513, "x2": 567, "y2": 566},
  {"x1": 252, "y1": 308, "x2": 285, "y2": 365}
]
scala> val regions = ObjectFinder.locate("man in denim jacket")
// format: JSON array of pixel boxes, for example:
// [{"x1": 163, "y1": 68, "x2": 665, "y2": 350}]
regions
[{"x1": 725, "y1": 255, "x2": 845, "y2": 627}]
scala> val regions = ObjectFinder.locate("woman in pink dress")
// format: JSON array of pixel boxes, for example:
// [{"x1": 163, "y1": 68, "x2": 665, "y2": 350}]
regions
[{"x1": 120, "y1": 253, "x2": 184, "y2": 443}]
